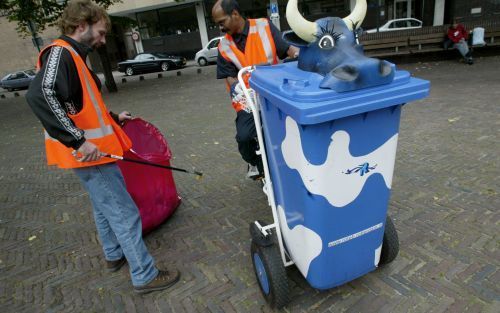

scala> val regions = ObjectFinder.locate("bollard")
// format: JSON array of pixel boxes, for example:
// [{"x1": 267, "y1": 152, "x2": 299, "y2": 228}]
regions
[
  {"x1": 176, "y1": 71, "x2": 181, "y2": 76},
  {"x1": 197, "y1": 68, "x2": 202, "y2": 74},
  {"x1": 158, "y1": 73, "x2": 163, "y2": 78},
  {"x1": 122, "y1": 78, "x2": 127, "y2": 83},
  {"x1": 139, "y1": 76, "x2": 145, "y2": 81}
]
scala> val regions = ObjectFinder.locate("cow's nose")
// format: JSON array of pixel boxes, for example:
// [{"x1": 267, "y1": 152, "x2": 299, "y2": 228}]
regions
[
  {"x1": 379, "y1": 60, "x2": 392, "y2": 77},
  {"x1": 331, "y1": 65, "x2": 359, "y2": 81}
]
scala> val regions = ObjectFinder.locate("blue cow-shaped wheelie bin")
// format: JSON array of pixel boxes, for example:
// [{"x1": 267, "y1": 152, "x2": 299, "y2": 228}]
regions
[{"x1": 239, "y1": 0, "x2": 430, "y2": 308}]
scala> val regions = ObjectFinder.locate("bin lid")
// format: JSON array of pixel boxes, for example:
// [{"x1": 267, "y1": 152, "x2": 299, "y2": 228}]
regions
[{"x1": 249, "y1": 62, "x2": 430, "y2": 124}]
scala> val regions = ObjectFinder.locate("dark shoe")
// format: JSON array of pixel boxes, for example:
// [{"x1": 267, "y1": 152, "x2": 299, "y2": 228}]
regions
[
  {"x1": 134, "y1": 269, "x2": 180, "y2": 294},
  {"x1": 106, "y1": 257, "x2": 126, "y2": 272}
]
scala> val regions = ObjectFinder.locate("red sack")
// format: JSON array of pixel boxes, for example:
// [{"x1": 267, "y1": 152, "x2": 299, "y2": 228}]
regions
[{"x1": 117, "y1": 118, "x2": 181, "y2": 234}]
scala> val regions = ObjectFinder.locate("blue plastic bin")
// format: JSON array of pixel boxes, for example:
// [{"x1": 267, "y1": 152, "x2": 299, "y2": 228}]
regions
[{"x1": 249, "y1": 62, "x2": 430, "y2": 290}]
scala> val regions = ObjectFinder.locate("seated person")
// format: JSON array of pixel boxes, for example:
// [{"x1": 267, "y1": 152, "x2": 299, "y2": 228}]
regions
[{"x1": 445, "y1": 19, "x2": 473, "y2": 65}]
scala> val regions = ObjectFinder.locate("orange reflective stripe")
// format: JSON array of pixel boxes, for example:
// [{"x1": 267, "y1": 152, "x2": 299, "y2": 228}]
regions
[
  {"x1": 44, "y1": 124, "x2": 113, "y2": 141},
  {"x1": 256, "y1": 19, "x2": 278, "y2": 64},
  {"x1": 39, "y1": 39, "x2": 131, "y2": 169},
  {"x1": 219, "y1": 36, "x2": 245, "y2": 69},
  {"x1": 218, "y1": 19, "x2": 278, "y2": 112},
  {"x1": 218, "y1": 19, "x2": 278, "y2": 69}
]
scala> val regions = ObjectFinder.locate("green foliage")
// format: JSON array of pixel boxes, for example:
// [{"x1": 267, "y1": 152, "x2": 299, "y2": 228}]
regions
[{"x1": 1, "y1": 0, "x2": 121, "y2": 36}]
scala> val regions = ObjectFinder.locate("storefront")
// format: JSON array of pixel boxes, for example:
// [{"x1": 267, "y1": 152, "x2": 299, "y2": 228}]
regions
[{"x1": 106, "y1": 0, "x2": 496, "y2": 61}]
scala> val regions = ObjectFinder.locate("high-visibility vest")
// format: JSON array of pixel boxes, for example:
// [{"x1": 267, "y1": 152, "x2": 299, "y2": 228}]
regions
[
  {"x1": 218, "y1": 18, "x2": 278, "y2": 112},
  {"x1": 37, "y1": 39, "x2": 132, "y2": 169}
]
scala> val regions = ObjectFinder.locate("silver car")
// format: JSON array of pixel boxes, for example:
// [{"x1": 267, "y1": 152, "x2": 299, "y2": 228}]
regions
[
  {"x1": 195, "y1": 36, "x2": 223, "y2": 66},
  {"x1": 1, "y1": 69, "x2": 36, "y2": 92},
  {"x1": 365, "y1": 18, "x2": 422, "y2": 34}
]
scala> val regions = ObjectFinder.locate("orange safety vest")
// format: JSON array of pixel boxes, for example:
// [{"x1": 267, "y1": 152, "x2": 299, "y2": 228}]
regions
[
  {"x1": 218, "y1": 18, "x2": 278, "y2": 112},
  {"x1": 37, "y1": 39, "x2": 132, "y2": 169}
]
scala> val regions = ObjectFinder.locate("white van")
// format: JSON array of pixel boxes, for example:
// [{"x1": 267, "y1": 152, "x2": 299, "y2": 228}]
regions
[{"x1": 195, "y1": 36, "x2": 223, "y2": 66}]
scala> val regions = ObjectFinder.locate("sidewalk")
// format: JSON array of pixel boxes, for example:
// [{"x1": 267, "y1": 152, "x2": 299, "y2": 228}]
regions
[{"x1": 0, "y1": 55, "x2": 498, "y2": 312}]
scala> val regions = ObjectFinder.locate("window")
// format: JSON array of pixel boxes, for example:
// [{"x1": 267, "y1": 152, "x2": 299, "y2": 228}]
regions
[
  {"x1": 136, "y1": 54, "x2": 154, "y2": 60},
  {"x1": 208, "y1": 39, "x2": 220, "y2": 49},
  {"x1": 394, "y1": 21, "x2": 407, "y2": 28},
  {"x1": 137, "y1": 10, "x2": 160, "y2": 39},
  {"x1": 158, "y1": 5, "x2": 197, "y2": 36},
  {"x1": 8, "y1": 72, "x2": 27, "y2": 80},
  {"x1": 409, "y1": 19, "x2": 421, "y2": 27}
]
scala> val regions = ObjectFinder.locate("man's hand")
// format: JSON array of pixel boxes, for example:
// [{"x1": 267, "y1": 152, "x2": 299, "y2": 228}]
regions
[
  {"x1": 118, "y1": 111, "x2": 132, "y2": 123},
  {"x1": 72, "y1": 141, "x2": 104, "y2": 162},
  {"x1": 287, "y1": 45, "x2": 300, "y2": 59}
]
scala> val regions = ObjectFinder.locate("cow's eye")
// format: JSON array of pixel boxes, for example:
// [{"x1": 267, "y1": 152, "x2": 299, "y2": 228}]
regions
[{"x1": 318, "y1": 35, "x2": 335, "y2": 49}]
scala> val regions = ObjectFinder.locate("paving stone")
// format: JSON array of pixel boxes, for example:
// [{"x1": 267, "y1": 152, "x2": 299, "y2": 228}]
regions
[{"x1": 0, "y1": 57, "x2": 499, "y2": 312}]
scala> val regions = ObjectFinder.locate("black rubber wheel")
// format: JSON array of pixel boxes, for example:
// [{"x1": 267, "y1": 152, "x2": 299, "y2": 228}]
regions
[
  {"x1": 125, "y1": 67, "x2": 134, "y2": 76},
  {"x1": 198, "y1": 57, "x2": 208, "y2": 66},
  {"x1": 251, "y1": 241, "x2": 290, "y2": 309},
  {"x1": 161, "y1": 62, "x2": 170, "y2": 71},
  {"x1": 379, "y1": 215, "x2": 399, "y2": 265}
]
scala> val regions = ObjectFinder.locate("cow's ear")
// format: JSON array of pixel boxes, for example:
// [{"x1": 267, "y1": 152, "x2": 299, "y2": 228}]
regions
[{"x1": 282, "y1": 30, "x2": 309, "y2": 47}]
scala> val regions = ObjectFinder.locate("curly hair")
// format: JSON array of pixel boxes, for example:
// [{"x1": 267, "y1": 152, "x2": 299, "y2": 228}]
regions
[{"x1": 58, "y1": 0, "x2": 111, "y2": 35}]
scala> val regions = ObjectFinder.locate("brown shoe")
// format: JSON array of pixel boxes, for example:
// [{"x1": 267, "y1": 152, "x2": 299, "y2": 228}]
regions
[
  {"x1": 134, "y1": 269, "x2": 180, "y2": 294},
  {"x1": 106, "y1": 257, "x2": 126, "y2": 272}
]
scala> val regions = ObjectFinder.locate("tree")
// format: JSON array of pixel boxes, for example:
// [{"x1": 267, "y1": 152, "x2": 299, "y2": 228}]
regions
[{"x1": 0, "y1": 0, "x2": 121, "y2": 92}]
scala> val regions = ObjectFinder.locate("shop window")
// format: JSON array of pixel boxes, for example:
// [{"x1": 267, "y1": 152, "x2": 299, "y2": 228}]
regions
[
  {"x1": 159, "y1": 5, "x2": 198, "y2": 36},
  {"x1": 137, "y1": 10, "x2": 160, "y2": 39}
]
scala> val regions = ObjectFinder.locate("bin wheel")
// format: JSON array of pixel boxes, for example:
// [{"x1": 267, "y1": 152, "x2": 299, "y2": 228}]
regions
[
  {"x1": 251, "y1": 241, "x2": 290, "y2": 309},
  {"x1": 379, "y1": 215, "x2": 399, "y2": 265}
]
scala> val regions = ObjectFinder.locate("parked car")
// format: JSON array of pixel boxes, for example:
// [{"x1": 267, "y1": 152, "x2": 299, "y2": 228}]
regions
[
  {"x1": 195, "y1": 36, "x2": 223, "y2": 66},
  {"x1": 365, "y1": 18, "x2": 422, "y2": 34},
  {"x1": 118, "y1": 53, "x2": 186, "y2": 76},
  {"x1": 1, "y1": 69, "x2": 36, "y2": 91}
]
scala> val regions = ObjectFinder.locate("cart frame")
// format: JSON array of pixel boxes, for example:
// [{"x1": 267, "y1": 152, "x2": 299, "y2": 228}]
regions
[{"x1": 237, "y1": 66, "x2": 294, "y2": 268}]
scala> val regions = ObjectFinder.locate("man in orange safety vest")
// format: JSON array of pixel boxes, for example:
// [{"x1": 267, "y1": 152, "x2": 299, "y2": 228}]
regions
[
  {"x1": 26, "y1": 0, "x2": 179, "y2": 294},
  {"x1": 212, "y1": 0, "x2": 298, "y2": 179}
]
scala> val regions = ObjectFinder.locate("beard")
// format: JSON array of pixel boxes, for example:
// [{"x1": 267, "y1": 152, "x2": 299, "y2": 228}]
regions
[{"x1": 80, "y1": 25, "x2": 98, "y2": 49}]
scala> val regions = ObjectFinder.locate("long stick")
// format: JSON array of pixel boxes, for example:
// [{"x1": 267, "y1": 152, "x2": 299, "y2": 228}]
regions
[{"x1": 105, "y1": 154, "x2": 203, "y2": 179}]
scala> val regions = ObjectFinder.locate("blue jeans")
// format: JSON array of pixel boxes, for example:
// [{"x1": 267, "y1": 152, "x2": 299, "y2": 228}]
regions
[{"x1": 74, "y1": 162, "x2": 158, "y2": 286}]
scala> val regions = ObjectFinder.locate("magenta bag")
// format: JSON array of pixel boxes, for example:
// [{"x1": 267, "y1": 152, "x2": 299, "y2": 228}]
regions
[{"x1": 117, "y1": 118, "x2": 181, "y2": 234}]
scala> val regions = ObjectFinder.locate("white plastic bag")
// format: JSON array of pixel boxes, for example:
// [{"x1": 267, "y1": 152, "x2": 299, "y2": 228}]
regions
[{"x1": 472, "y1": 27, "x2": 486, "y2": 47}]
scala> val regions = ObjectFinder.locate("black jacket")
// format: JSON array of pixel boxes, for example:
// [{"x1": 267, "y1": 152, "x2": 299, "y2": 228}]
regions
[{"x1": 26, "y1": 35, "x2": 118, "y2": 150}]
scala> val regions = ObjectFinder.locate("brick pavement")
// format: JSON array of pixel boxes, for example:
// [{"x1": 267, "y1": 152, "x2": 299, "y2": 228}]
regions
[{"x1": 0, "y1": 55, "x2": 499, "y2": 312}]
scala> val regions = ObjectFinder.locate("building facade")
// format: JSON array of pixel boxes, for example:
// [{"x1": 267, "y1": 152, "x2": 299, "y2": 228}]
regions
[
  {"x1": 0, "y1": 0, "x2": 498, "y2": 76},
  {"x1": 107, "y1": 0, "x2": 500, "y2": 61}
]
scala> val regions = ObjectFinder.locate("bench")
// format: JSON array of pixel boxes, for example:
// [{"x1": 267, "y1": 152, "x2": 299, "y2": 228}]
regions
[
  {"x1": 484, "y1": 27, "x2": 500, "y2": 45},
  {"x1": 359, "y1": 18, "x2": 500, "y2": 57},
  {"x1": 361, "y1": 36, "x2": 410, "y2": 57},
  {"x1": 407, "y1": 26, "x2": 448, "y2": 54}
]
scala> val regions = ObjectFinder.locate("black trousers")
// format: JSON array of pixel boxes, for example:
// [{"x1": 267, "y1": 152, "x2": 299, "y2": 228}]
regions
[{"x1": 235, "y1": 110, "x2": 263, "y2": 174}]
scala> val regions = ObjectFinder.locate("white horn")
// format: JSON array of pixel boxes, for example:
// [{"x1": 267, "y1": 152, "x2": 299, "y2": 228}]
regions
[
  {"x1": 343, "y1": 0, "x2": 367, "y2": 30},
  {"x1": 286, "y1": 0, "x2": 317, "y2": 43}
]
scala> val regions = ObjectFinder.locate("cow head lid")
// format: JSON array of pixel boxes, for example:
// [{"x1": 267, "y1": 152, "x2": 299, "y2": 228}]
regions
[{"x1": 285, "y1": 0, "x2": 395, "y2": 92}]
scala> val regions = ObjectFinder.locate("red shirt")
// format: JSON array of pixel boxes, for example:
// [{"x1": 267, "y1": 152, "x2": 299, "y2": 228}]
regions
[{"x1": 448, "y1": 24, "x2": 468, "y2": 43}]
